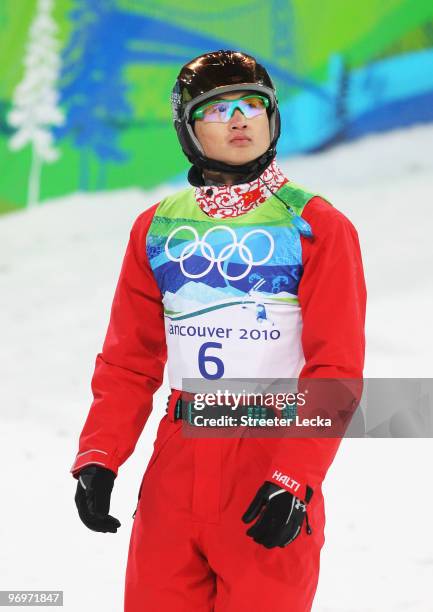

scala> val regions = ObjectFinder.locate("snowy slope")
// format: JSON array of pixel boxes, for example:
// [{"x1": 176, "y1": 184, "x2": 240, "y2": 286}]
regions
[{"x1": 0, "y1": 124, "x2": 432, "y2": 611}]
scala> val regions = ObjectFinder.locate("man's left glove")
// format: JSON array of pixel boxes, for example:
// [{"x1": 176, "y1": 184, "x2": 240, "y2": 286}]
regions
[
  {"x1": 242, "y1": 481, "x2": 313, "y2": 548},
  {"x1": 74, "y1": 465, "x2": 121, "y2": 533}
]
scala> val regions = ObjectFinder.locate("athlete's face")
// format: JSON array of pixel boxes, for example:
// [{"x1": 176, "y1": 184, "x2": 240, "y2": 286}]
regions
[{"x1": 192, "y1": 91, "x2": 271, "y2": 166}]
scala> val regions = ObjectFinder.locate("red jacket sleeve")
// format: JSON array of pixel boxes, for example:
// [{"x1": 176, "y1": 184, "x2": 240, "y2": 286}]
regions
[
  {"x1": 265, "y1": 196, "x2": 367, "y2": 499},
  {"x1": 70, "y1": 203, "x2": 167, "y2": 478}
]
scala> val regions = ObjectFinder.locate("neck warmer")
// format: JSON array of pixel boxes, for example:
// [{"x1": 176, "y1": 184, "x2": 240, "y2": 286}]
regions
[{"x1": 194, "y1": 159, "x2": 288, "y2": 219}]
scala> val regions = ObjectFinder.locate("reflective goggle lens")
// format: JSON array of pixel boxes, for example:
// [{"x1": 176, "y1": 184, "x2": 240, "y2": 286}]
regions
[{"x1": 191, "y1": 95, "x2": 269, "y2": 123}]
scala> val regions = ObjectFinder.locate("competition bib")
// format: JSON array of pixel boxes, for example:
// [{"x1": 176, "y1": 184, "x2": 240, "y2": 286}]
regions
[{"x1": 146, "y1": 184, "x2": 315, "y2": 389}]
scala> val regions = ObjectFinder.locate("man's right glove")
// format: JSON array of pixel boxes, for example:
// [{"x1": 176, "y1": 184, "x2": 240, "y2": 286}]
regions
[
  {"x1": 242, "y1": 481, "x2": 313, "y2": 548},
  {"x1": 74, "y1": 465, "x2": 121, "y2": 533}
]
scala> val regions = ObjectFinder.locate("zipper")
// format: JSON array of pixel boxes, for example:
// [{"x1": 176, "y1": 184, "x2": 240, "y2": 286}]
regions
[
  {"x1": 132, "y1": 479, "x2": 144, "y2": 519},
  {"x1": 305, "y1": 511, "x2": 312, "y2": 535}
]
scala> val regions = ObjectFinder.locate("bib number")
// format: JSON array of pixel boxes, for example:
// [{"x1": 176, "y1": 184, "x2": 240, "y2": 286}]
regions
[{"x1": 198, "y1": 342, "x2": 224, "y2": 379}]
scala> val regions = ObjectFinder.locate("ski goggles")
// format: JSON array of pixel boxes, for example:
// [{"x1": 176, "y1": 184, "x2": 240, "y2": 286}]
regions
[{"x1": 191, "y1": 94, "x2": 270, "y2": 123}]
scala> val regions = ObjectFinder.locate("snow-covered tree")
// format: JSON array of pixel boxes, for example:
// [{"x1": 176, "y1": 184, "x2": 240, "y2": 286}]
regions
[{"x1": 7, "y1": 0, "x2": 64, "y2": 208}]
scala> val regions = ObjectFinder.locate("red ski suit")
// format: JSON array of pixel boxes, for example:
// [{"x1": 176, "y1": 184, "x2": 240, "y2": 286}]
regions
[{"x1": 71, "y1": 192, "x2": 366, "y2": 611}]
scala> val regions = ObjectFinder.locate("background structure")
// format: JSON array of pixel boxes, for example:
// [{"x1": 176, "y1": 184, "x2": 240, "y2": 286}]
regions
[{"x1": 1, "y1": 0, "x2": 433, "y2": 212}]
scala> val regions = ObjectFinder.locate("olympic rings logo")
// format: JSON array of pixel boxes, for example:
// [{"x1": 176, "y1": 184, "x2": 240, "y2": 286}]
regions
[{"x1": 165, "y1": 225, "x2": 274, "y2": 281}]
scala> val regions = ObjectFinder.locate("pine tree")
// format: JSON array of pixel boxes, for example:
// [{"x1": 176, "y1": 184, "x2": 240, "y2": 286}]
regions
[{"x1": 7, "y1": 0, "x2": 64, "y2": 208}]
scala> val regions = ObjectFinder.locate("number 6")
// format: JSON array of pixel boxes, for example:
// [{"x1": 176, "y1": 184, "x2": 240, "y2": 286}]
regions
[{"x1": 198, "y1": 342, "x2": 224, "y2": 379}]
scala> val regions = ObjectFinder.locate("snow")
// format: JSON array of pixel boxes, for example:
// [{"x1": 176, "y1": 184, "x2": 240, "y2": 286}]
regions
[{"x1": 0, "y1": 123, "x2": 432, "y2": 610}]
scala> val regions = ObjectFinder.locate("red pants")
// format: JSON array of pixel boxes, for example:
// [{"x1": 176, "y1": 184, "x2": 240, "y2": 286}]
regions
[{"x1": 125, "y1": 403, "x2": 325, "y2": 611}]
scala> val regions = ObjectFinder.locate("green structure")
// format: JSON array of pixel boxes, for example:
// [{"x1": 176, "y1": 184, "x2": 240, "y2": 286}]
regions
[{"x1": 1, "y1": 0, "x2": 433, "y2": 214}]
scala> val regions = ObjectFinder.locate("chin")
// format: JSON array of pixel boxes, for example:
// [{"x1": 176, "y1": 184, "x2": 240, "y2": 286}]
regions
[{"x1": 222, "y1": 154, "x2": 260, "y2": 166}]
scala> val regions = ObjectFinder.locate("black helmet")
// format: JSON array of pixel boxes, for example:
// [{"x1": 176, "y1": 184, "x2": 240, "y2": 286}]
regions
[{"x1": 171, "y1": 50, "x2": 281, "y2": 183}]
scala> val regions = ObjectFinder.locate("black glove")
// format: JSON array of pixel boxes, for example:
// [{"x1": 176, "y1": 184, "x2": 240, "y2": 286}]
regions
[
  {"x1": 74, "y1": 465, "x2": 121, "y2": 533},
  {"x1": 242, "y1": 481, "x2": 313, "y2": 548}
]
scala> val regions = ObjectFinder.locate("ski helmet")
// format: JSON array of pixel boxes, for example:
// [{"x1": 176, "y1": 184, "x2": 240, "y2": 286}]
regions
[{"x1": 171, "y1": 50, "x2": 281, "y2": 181}]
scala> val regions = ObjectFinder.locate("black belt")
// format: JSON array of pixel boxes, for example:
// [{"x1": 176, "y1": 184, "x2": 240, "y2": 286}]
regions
[{"x1": 168, "y1": 395, "x2": 297, "y2": 426}]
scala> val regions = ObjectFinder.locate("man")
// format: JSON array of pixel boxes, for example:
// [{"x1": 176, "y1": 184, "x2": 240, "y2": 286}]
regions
[{"x1": 71, "y1": 50, "x2": 366, "y2": 611}]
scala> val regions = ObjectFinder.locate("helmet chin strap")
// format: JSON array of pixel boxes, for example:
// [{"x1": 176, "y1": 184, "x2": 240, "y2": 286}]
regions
[{"x1": 187, "y1": 149, "x2": 276, "y2": 187}]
